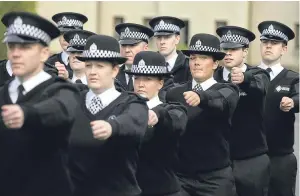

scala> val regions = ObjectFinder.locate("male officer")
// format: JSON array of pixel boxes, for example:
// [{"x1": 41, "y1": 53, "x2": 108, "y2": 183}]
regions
[
  {"x1": 46, "y1": 12, "x2": 88, "y2": 79},
  {"x1": 214, "y1": 26, "x2": 270, "y2": 196},
  {"x1": 0, "y1": 11, "x2": 79, "y2": 196},
  {"x1": 258, "y1": 21, "x2": 299, "y2": 196},
  {"x1": 115, "y1": 23, "x2": 154, "y2": 91},
  {"x1": 149, "y1": 16, "x2": 191, "y2": 83}
]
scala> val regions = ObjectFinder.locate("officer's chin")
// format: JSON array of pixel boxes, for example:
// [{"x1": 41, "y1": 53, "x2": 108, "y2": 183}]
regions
[
  {"x1": 11, "y1": 67, "x2": 25, "y2": 76},
  {"x1": 88, "y1": 83, "x2": 101, "y2": 91},
  {"x1": 137, "y1": 93, "x2": 148, "y2": 99}
]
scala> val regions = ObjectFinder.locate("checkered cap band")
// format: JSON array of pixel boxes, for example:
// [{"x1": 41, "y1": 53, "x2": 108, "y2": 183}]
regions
[
  {"x1": 6, "y1": 22, "x2": 51, "y2": 44},
  {"x1": 220, "y1": 34, "x2": 249, "y2": 45},
  {"x1": 82, "y1": 49, "x2": 121, "y2": 58},
  {"x1": 69, "y1": 36, "x2": 87, "y2": 46},
  {"x1": 261, "y1": 25, "x2": 288, "y2": 42},
  {"x1": 57, "y1": 18, "x2": 83, "y2": 28},
  {"x1": 189, "y1": 44, "x2": 219, "y2": 53},
  {"x1": 131, "y1": 64, "x2": 168, "y2": 74},
  {"x1": 120, "y1": 30, "x2": 149, "y2": 41},
  {"x1": 154, "y1": 22, "x2": 180, "y2": 33}
]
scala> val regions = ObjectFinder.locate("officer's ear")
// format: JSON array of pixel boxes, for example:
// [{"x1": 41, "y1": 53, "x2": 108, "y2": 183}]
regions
[
  {"x1": 40, "y1": 45, "x2": 50, "y2": 63},
  {"x1": 212, "y1": 59, "x2": 219, "y2": 70},
  {"x1": 143, "y1": 43, "x2": 149, "y2": 51},
  {"x1": 112, "y1": 63, "x2": 120, "y2": 79},
  {"x1": 156, "y1": 76, "x2": 164, "y2": 91},
  {"x1": 175, "y1": 34, "x2": 180, "y2": 45},
  {"x1": 241, "y1": 47, "x2": 248, "y2": 59},
  {"x1": 281, "y1": 42, "x2": 287, "y2": 55}
]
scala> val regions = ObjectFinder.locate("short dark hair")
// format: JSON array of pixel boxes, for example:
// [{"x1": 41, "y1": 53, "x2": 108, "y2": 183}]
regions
[
  {"x1": 282, "y1": 42, "x2": 287, "y2": 46},
  {"x1": 134, "y1": 75, "x2": 164, "y2": 81},
  {"x1": 157, "y1": 76, "x2": 164, "y2": 81}
]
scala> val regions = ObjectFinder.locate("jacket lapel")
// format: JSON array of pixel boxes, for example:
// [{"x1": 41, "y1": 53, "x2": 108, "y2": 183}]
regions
[
  {"x1": 116, "y1": 64, "x2": 128, "y2": 89},
  {"x1": 172, "y1": 50, "x2": 187, "y2": 74}
]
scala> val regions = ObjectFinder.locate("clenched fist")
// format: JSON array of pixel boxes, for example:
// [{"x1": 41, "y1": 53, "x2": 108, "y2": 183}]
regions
[
  {"x1": 90, "y1": 120, "x2": 112, "y2": 140},
  {"x1": 55, "y1": 62, "x2": 69, "y2": 79},
  {"x1": 231, "y1": 67, "x2": 244, "y2": 84},
  {"x1": 280, "y1": 96, "x2": 294, "y2": 112},
  {"x1": 1, "y1": 104, "x2": 24, "y2": 129},
  {"x1": 183, "y1": 91, "x2": 200, "y2": 107},
  {"x1": 148, "y1": 110, "x2": 158, "y2": 127}
]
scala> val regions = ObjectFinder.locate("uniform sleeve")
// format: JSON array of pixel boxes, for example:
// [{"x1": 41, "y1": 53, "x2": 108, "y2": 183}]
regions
[
  {"x1": 240, "y1": 69, "x2": 270, "y2": 97},
  {"x1": 21, "y1": 88, "x2": 80, "y2": 129},
  {"x1": 152, "y1": 103, "x2": 188, "y2": 136},
  {"x1": 165, "y1": 88, "x2": 174, "y2": 103},
  {"x1": 196, "y1": 85, "x2": 240, "y2": 116},
  {"x1": 107, "y1": 101, "x2": 148, "y2": 141},
  {"x1": 290, "y1": 78, "x2": 299, "y2": 113},
  {"x1": 43, "y1": 62, "x2": 58, "y2": 77},
  {"x1": 158, "y1": 78, "x2": 175, "y2": 102},
  {"x1": 114, "y1": 78, "x2": 127, "y2": 92}
]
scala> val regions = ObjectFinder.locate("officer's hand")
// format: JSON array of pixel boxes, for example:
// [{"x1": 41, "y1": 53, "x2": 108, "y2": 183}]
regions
[
  {"x1": 148, "y1": 110, "x2": 158, "y2": 127},
  {"x1": 231, "y1": 67, "x2": 244, "y2": 84},
  {"x1": 1, "y1": 104, "x2": 24, "y2": 129},
  {"x1": 280, "y1": 96, "x2": 294, "y2": 112},
  {"x1": 55, "y1": 62, "x2": 69, "y2": 79},
  {"x1": 183, "y1": 91, "x2": 200, "y2": 107},
  {"x1": 90, "y1": 120, "x2": 112, "y2": 140}
]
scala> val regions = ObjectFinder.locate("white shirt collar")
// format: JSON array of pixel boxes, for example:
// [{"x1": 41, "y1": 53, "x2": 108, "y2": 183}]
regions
[
  {"x1": 147, "y1": 95, "x2": 162, "y2": 109},
  {"x1": 223, "y1": 64, "x2": 247, "y2": 81},
  {"x1": 241, "y1": 63, "x2": 247, "y2": 72},
  {"x1": 72, "y1": 75, "x2": 87, "y2": 85},
  {"x1": 125, "y1": 64, "x2": 131, "y2": 70},
  {"x1": 19, "y1": 71, "x2": 52, "y2": 93},
  {"x1": 259, "y1": 62, "x2": 284, "y2": 80},
  {"x1": 61, "y1": 51, "x2": 69, "y2": 65},
  {"x1": 192, "y1": 77, "x2": 217, "y2": 91},
  {"x1": 6, "y1": 60, "x2": 13, "y2": 77},
  {"x1": 166, "y1": 52, "x2": 178, "y2": 72},
  {"x1": 86, "y1": 86, "x2": 121, "y2": 108},
  {"x1": 8, "y1": 71, "x2": 51, "y2": 103}
]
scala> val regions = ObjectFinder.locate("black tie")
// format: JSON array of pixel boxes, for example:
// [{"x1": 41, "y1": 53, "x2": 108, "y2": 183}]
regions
[
  {"x1": 128, "y1": 75, "x2": 134, "y2": 91},
  {"x1": 75, "y1": 79, "x2": 82, "y2": 84},
  {"x1": 266, "y1": 68, "x2": 272, "y2": 73},
  {"x1": 228, "y1": 73, "x2": 231, "y2": 82},
  {"x1": 166, "y1": 62, "x2": 171, "y2": 72},
  {"x1": 17, "y1": 84, "x2": 25, "y2": 102}
]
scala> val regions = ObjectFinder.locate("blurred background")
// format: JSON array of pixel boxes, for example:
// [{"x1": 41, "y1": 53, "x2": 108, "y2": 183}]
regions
[
  {"x1": 0, "y1": 0, "x2": 299, "y2": 195},
  {"x1": 0, "y1": 1, "x2": 299, "y2": 71}
]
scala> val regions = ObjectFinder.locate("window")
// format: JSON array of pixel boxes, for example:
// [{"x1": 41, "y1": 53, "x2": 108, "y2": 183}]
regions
[
  {"x1": 143, "y1": 17, "x2": 152, "y2": 28},
  {"x1": 113, "y1": 16, "x2": 124, "y2": 38},
  {"x1": 215, "y1": 20, "x2": 228, "y2": 29},
  {"x1": 143, "y1": 17, "x2": 155, "y2": 49},
  {"x1": 180, "y1": 20, "x2": 189, "y2": 46},
  {"x1": 295, "y1": 23, "x2": 299, "y2": 50}
]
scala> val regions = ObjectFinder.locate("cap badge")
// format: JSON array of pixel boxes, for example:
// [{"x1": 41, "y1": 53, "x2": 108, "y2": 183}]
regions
[
  {"x1": 89, "y1": 43, "x2": 97, "y2": 53},
  {"x1": 125, "y1": 27, "x2": 130, "y2": 34},
  {"x1": 195, "y1": 39, "x2": 202, "y2": 48},
  {"x1": 159, "y1": 20, "x2": 165, "y2": 26},
  {"x1": 226, "y1": 30, "x2": 232, "y2": 37},
  {"x1": 14, "y1": 17, "x2": 23, "y2": 28},
  {"x1": 62, "y1": 16, "x2": 68, "y2": 22},
  {"x1": 268, "y1": 24, "x2": 274, "y2": 32},
  {"x1": 138, "y1": 59, "x2": 146, "y2": 68},
  {"x1": 73, "y1": 34, "x2": 80, "y2": 41}
]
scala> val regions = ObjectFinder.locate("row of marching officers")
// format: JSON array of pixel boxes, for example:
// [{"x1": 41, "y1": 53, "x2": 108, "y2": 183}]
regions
[{"x1": 0, "y1": 11, "x2": 299, "y2": 196}]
